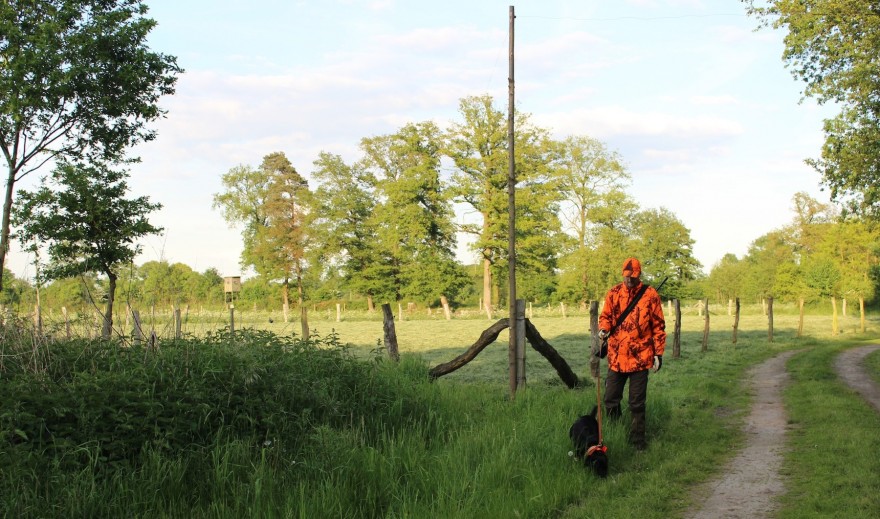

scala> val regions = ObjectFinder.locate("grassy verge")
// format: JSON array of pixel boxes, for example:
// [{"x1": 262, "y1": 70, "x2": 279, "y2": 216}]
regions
[
  {"x1": 2, "y1": 313, "x2": 879, "y2": 517},
  {"x1": 779, "y1": 342, "x2": 880, "y2": 518}
]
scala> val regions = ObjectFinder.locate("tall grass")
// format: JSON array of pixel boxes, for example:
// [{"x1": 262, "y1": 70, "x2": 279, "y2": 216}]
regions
[{"x1": 1, "y1": 309, "x2": 878, "y2": 517}]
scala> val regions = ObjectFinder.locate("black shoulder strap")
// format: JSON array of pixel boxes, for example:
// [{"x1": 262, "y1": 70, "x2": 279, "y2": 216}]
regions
[
  {"x1": 608, "y1": 276, "x2": 668, "y2": 336},
  {"x1": 608, "y1": 283, "x2": 650, "y2": 336}
]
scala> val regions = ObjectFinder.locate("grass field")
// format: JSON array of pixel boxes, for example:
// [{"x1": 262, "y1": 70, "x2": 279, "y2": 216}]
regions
[{"x1": 4, "y1": 303, "x2": 879, "y2": 517}]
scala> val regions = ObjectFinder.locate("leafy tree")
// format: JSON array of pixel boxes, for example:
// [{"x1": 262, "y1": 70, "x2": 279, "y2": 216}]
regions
[
  {"x1": 631, "y1": 207, "x2": 702, "y2": 300},
  {"x1": 310, "y1": 152, "x2": 391, "y2": 310},
  {"x1": 13, "y1": 162, "x2": 162, "y2": 339},
  {"x1": 745, "y1": 0, "x2": 880, "y2": 217},
  {"x1": 445, "y1": 95, "x2": 562, "y2": 313},
  {"x1": 0, "y1": 0, "x2": 180, "y2": 289},
  {"x1": 254, "y1": 152, "x2": 312, "y2": 310},
  {"x1": 0, "y1": 268, "x2": 30, "y2": 307},
  {"x1": 740, "y1": 230, "x2": 797, "y2": 302},
  {"x1": 361, "y1": 122, "x2": 468, "y2": 308},
  {"x1": 708, "y1": 253, "x2": 746, "y2": 303},
  {"x1": 213, "y1": 163, "x2": 271, "y2": 275}
]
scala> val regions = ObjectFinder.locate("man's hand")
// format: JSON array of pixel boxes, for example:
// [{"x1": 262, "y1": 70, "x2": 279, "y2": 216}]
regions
[
  {"x1": 596, "y1": 329, "x2": 609, "y2": 358},
  {"x1": 652, "y1": 355, "x2": 662, "y2": 372}
]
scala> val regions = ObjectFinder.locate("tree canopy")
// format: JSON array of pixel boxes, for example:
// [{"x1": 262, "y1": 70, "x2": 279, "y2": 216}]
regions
[
  {"x1": 0, "y1": 0, "x2": 180, "y2": 289},
  {"x1": 745, "y1": 0, "x2": 880, "y2": 218}
]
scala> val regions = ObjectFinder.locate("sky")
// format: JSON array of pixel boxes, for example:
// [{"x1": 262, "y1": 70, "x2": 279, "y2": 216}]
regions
[{"x1": 6, "y1": 0, "x2": 838, "y2": 282}]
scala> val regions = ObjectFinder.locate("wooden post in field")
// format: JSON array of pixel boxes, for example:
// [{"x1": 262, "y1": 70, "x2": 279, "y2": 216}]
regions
[
  {"x1": 515, "y1": 299, "x2": 526, "y2": 390},
  {"x1": 842, "y1": 297, "x2": 847, "y2": 317},
  {"x1": 132, "y1": 309, "x2": 144, "y2": 345},
  {"x1": 860, "y1": 297, "x2": 866, "y2": 333},
  {"x1": 701, "y1": 298, "x2": 709, "y2": 352},
  {"x1": 560, "y1": 302, "x2": 566, "y2": 318},
  {"x1": 174, "y1": 308, "x2": 182, "y2": 339},
  {"x1": 62, "y1": 306, "x2": 71, "y2": 340},
  {"x1": 301, "y1": 306, "x2": 309, "y2": 340},
  {"x1": 798, "y1": 298, "x2": 805, "y2": 337},
  {"x1": 440, "y1": 295, "x2": 452, "y2": 320},
  {"x1": 229, "y1": 305, "x2": 235, "y2": 334},
  {"x1": 673, "y1": 299, "x2": 682, "y2": 358},
  {"x1": 283, "y1": 302, "x2": 289, "y2": 323},
  {"x1": 767, "y1": 296, "x2": 774, "y2": 343},
  {"x1": 382, "y1": 303, "x2": 400, "y2": 362},
  {"x1": 336, "y1": 303, "x2": 341, "y2": 322},
  {"x1": 831, "y1": 296, "x2": 838, "y2": 336},
  {"x1": 732, "y1": 298, "x2": 740, "y2": 344},
  {"x1": 590, "y1": 301, "x2": 600, "y2": 378}
]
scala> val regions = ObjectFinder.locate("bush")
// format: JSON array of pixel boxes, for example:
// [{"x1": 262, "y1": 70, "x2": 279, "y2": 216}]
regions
[{"x1": 0, "y1": 328, "x2": 437, "y2": 477}]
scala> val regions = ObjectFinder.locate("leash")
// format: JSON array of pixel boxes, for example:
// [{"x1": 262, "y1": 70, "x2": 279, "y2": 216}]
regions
[{"x1": 590, "y1": 357, "x2": 608, "y2": 456}]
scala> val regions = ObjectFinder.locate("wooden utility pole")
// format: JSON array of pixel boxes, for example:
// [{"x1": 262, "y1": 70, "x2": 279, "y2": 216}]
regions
[{"x1": 507, "y1": 5, "x2": 518, "y2": 398}]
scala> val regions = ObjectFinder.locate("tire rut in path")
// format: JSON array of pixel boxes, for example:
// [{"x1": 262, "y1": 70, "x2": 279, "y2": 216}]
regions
[
  {"x1": 834, "y1": 345, "x2": 880, "y2": 413},
  {"x1": 684, "y1": 350, "x2": 799, "y2": 519}
]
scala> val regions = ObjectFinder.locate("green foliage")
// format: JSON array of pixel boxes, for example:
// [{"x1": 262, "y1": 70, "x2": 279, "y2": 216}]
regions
[
  {"x1": 0, "y1": 0, "x2": 180, "y2": 289},
  {"x1": 745, "y1": 0, "x2": 880, "y2": 218}
]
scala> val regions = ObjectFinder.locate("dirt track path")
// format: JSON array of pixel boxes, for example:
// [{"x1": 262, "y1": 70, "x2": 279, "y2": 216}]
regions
[
  {"x1": 834, "y1": 345, "x2": 880, "y2": 413},
  {"x1": 684, "y1": 350, "x2": 798, "y2": 519}
]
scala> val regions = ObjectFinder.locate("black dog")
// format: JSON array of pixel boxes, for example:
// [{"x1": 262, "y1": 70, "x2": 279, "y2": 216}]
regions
[{"x1": 569, "y1": 406, "x2": 608, "y2": 477}]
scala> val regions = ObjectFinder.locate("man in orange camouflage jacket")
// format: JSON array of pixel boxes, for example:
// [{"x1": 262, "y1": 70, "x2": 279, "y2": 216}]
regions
[{"x1": 598, "y1": 257, "x2": 666, "y2": 450}]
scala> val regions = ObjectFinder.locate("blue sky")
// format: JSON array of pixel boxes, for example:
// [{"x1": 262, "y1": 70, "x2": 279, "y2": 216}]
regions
[{"x1": 7, "y1": 0, "x2": 836, "y2": 281}]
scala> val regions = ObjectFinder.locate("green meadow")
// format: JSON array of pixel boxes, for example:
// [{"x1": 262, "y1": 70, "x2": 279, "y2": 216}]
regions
[{"x1": 1, "y1": 305, "x2": 878, "y2": 517}]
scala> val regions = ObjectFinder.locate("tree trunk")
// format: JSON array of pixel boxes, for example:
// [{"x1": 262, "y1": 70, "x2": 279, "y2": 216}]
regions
[
  {"x1": 483, "y1": 255, "x2": 492, "y2": 319},
  {"x1": 0, "y1": 165, "x2": 16, "y2": 291},
  {"x1": 103, "y1": 273, "x2": 117, "y2": 340}
]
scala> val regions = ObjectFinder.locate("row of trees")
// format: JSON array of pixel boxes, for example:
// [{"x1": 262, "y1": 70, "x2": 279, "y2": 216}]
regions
[
  {"x1": 2, "y1": 192, "x2": 878, "y2": 314},
  {"x1": 212, "y1": 95, "x2": 704, "y2": 316}
]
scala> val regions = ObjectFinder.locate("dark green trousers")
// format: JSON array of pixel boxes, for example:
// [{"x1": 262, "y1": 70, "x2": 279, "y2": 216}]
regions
[{"x1": 604, "y1": 369, "x2": 649, "y2": 447}]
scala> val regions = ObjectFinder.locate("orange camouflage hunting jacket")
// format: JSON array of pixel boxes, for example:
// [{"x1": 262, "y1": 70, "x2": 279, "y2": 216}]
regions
[{"x1": 599, "y1": 281, "x2": 666, "y2": 373}]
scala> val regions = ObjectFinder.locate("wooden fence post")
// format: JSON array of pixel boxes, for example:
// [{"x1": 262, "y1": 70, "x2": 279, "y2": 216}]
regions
[
  {"x1": 441, "y1": 295, "x2": 452, "y2": 320},
  {"x1": 732, "y1": 298, "x2": 740, "y2": 344},
  {"x1": 590, "y1": 301, "x2": 600, "y2": 378},
  {"x1": 701, "y1": 298, "x2": 709, "y2": 352},
  {"x1": 301, "y1": 306, "x2": 309, "y2": 340},
  {"x1": 831, "y1": 296, "x2": 838, "y2": 336},
  {"x1": 132, "y1": 309, "x2": 144, "y2": 345},
  {"x1": 797, "y1": 298, "x2": 804, "y2": 337},
  {"x1": 860, "y1": 297, "x2": 866, "y2": 333},
  {"x1": 229, "y1": 305, "x2": 235, "y2": 334},
  {"x1": 336, "y1": 303, "x2": 341, "y2": 322},
  {"x1": 673, "y1": 299, "x2": 682, "y2": 358},
  {"x1": 767, "y1": 296, "x2": 774, "y2": 342},
  {"x1": 382, "y1": 303, "x2": 399, "y2": 362},
  {"x1": 515, "y1": 299, "x2": 526, "y2": 390},
  {"x1": 560, "y1": 302, "x2": 566, "y2": 319},
  {"x1": 174, "y1": 308, "x2": 182, "y2": 339}
]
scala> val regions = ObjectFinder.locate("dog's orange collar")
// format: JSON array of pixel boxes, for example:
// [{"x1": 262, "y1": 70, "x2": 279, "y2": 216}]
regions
[{"x1": 586, "y1": 444, "x2": 607, "y2": 457}]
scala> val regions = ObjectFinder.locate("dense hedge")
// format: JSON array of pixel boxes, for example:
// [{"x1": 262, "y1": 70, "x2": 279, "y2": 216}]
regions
[{"x1": 0, "y1": 329, "x2": 438, "y2": 474}]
